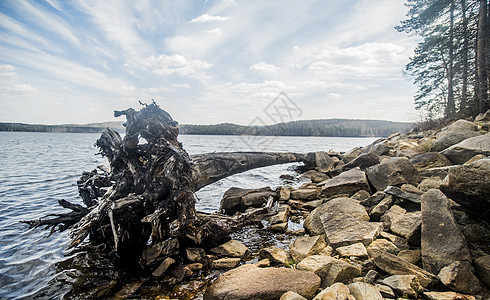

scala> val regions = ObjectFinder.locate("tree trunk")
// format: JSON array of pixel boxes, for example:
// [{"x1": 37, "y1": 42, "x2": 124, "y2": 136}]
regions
[
  {"x1": 478, "y1": 0, "x2": 489, "y2": 114},
  {"x1": 461, "y1": 0, "x2": 469, "y2": 115},
  {"x1": 446, "y1": 0, "x2": 456, "y2": 117}
]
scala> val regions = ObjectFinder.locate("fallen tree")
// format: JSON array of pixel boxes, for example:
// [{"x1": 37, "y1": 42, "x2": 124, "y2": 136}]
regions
[{"x1": 22, "y1": 102, "x2": 304, "y2": 264}]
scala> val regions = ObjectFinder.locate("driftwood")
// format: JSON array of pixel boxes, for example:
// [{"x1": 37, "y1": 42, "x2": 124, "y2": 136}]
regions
[{"x1": 22, "y1": 102, "x2": 306, "y2": 264}]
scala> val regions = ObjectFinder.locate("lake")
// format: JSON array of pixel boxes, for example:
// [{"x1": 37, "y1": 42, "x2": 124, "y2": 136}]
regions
[{"x1": 0, "y1": 132, "x2": 378, "y2": 299}]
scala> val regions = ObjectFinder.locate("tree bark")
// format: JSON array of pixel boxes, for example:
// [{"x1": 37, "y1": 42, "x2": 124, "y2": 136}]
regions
[
  {"x1": 446, "y1": 0, "x2": 456, "y2": 117},
  {"x1": 461, "y1": 0, "x2": 469, "y2": 114},
  {"x1": 478, "y1": 0, "x2": 489, "y2": 114}
]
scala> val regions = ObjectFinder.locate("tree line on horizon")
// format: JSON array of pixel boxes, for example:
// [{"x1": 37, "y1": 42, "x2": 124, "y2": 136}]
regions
[{"x1": 398, "y1": 0, "x2": 490, "y2": 121}]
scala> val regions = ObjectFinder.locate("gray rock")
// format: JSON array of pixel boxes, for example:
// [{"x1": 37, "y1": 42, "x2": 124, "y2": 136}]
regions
[
  {"x1": 321, "y1": 168, "x2": 371, "y2": 197},
  {"x1": 390, "y1": 211, "x2": 421, "y2": 246},
  {"x1": 332, "y1": 152, "x2": 380, "y2": 176},
  {"x1": 364, "y1": 270, "x2": 379, "y2": 284},
  {"x1": 380, "y1": 205, "x2": 406, "y2": 231},
  {"x1": 369, "y1": 195, "x2": 394, "y2": 221},
  {"x1": 375, "y1": 284, "x2": 395, "y2": 298},
  {"x1": 347, "y1": 282, "x2": 383, "y2": 300},
  {"x1": 397, "y1": 249, "x2": 421, "y2": 265},
  {"x1": 210, "y1": 239, "x2": 250, "y2": 258},
  {"x1": 304, "y1": 197, "x2": 369, "y2": 236},
  {"x1": 343, "y1": 147, "x2": 364, "y2": 163},
  {"x1": 313, "y1": 282, "x2": 355, "y2": 300},
  {"x1": 296, "y1": 255, "x2": 361, "y2": 288},
  {"x1": 447, "y1": 119, "x2": 478, "y2": 132},
  {"x1": 419, "y1": 165, "x2": 460, "y2": 178},
  {"x1": 410, "y1": 152, "x2": 453, "y2": 171},
  {"x1": 423, "y1": 291, "x2": 477, "y2": 300},
  {"x1": 211, "y1": 257, "x2": 241, "y2": 269},
  {"x1": 336, "y1": 242, "x2": 368, "y2": 258},
  {"x1": 433, "y1": 130, "x2": 480, "y2": 151},
  {"x1": 384, "y1": 185, "x2": 421, "y2": 204},
  {"x1": 360, "y1": 191, "x2": 386, "y2": 207},
  {"x1": 382, "y1": 275, "x2": 423, "y2": 298},
  {"x1": 474, "y1": 255, "x2": 490, "y2": 288},
  {"x1": 316, "y1": 151, "x2": 336, "y2": 173},
  {"x1": 220, "y1": 187, "x2": 277, "y2": 215},
  {"x1": 440, "y1": 158, "x2": 490, "y2": 214},
  {"x1": 204, "y1": 265, "x2": 321, "y2": 300},
  {"x1": 421, "y1": 189, "x2": 471, "y2": 274},
  {"x1": 242, "y1": 191, "x2": 278, "y2": 208},
  {"x1": 289, "y1": 235, "x2": 327, "y2": 263},
  {"x1": 321, "y1": 213, "x2": 383, "y2": 248},
  {"x1": 259, "y1": 246, "x2": 291, "y2": 264},
  {"x1": 366, "y1": 157, "x2": 421, "y2": 191},
  {"x1": 438, "y1": 261, "x2": 481, "y2": 294},
  {"x1": 280, "y1": 291, "x2": 307, "y2": 300},
  {"x1": 441, "y1": 132, "x2": 490, "y2": 164}
]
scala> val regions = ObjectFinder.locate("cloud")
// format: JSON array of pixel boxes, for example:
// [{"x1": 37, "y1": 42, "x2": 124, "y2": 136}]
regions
[
  {"x1": 189, "y1": 14, "x2": 231, "y2": 23},
  {"x1": 172, "y1": 83, "x2": 191, "y2": 88},
  {"x1": 142, "y1": 54, "x2": 213, "y2": 77},
  {"x1": 250, "y1": 62, "x2": 280, "y2": 73},
  {"x1": 46, "y1": 0, "x2": 62, "y2": 11}
]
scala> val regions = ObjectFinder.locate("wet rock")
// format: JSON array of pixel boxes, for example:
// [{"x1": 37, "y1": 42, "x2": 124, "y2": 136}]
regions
[
  {"x1": 290, "y1": 188, "x2": 320, "y2": 201},
  {"x1": 390, "y1": 211, "x2": 421, "y2": 246},
  {"x1": 336, "y1": 242, "x2": 368, "y2": 258},
  {"x1": 204, "y1": 265, "x2": 321, "y2": 300},
  {"x1": 296, "y1": 255, "x2": 361, "y2": 288},
  {"x1": 351, "y1": 190, "x2": 371, "y2": 201},
  {"x1": 433, "y1": 131, "x2": 480, "y2": 151},
  {"x1": 242, "y1": 191, "x2": 278, "y2": 208},
  {"x1": 366, "y1": 239, "x2": 399, "y2": 256},
  {"x1": 438, "y1": 261, "x2": 481, "y2": 294},
  {"x1": 316, "y1": 151, "x2": 336, "y2": 173},
  {"x1": 371, "y1": 251, "x2": 438, "y2": 287},
  {"x1": 187, "y1": 263, "x2": 203, "y2": 271},
  {"x1": 410, "y1": 152, "x2": 453, "y2": 171},
  {"x1": 382, "y1": 275, "x2": 423, "y2": 298},
  {"x1": 347, "y1": 282, "x2": 383, "y2": 300},
  {"x1": 280, "y1": 291, "x2": 307, "y2": 300},
  {"x1": 152, "y1": 257, "x2": 176, "y2": 277},
  {"x1": 271, "y1": 222, "x2": 288, "y2": 232},
  {"x1": 259, "y1": 246, "x2": 291, "y2": 264},
  {"x1": 321, "y1": 213, "x2": 383, "y2": 248},
  {"x1": 474, "y1": 255, "x2": 490, "y2": 288},
  {"x1": 113, "y1": 280, "x2": 145, "y2": 300},
  {"x1": 210, "y1": 239, "x2": 250, "y2": 258},
  {"x1": 397, "y1": 250, "x2": 421, "y2": 265},
  {"x1": 369, "y1": 195, "x2": 394, "y2": 221},
  {"x1": 211, "y1": 257, "x2": 241, "y2": 269},
  {"x1": 380, "y1": 205, "x2": 406, "y2": 231},
  {"x1": 289, "y1": 235, "x2": 327, "y2": 263},
  {"x1": 173, "y1": 265, "x2": 193, "y2": 282},
  {"x1": 270, "y1": 205, "x2": 290, "y2": 224},
  {"x1": 384, "y1": 185, "x2": 421, "y2": 204},
  {"x1": 418, "y1": 177, "x2": 443, "y2": 192},
  {"x1": 440, "y1": 133, "x2": 490, "y2": 164},
  {"x1": 439, "y1": 158, "x2": 490, "y2": 214},
  {"x1": 421, "y1": 189, "x2": 471, "y2": 274},
  {"x1": 186, "y1": 248, "x2": 206, "y2": 263},
  {"x1": 366, "y1": 157, "x2": 421, "y2": 191},
  {"x1": 320, "y1": 168, "x2": 371, "y2": 197},
  {"x1": 423, "y1": 291, "x2": 477, "y2": 300},
  {"x1": 313, "y1": 282, "x2": 354, "y2": 300},
  {"x1": 220, "y1": 187, "x2": 277, "y2": 215},
  {"x1": 304, "y1": 197, "x2": 369, "y2": 236}
]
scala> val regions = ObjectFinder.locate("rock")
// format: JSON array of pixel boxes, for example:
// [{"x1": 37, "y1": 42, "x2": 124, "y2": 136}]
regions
[
  {"x1": 401, "y1": 183, "x2": 424, "y2": 194},
  {"x1": 280, "y1": 291, "x2": 307, "y2": 300},
  {"x1": 271, "y1": 222, "x2": 288, "y2": 232},
  {"x1": 210, "y1": 239, "x2": 249, "y2": 258},
  {"x1": 211, "y1": 257, "x2": 241, "y2": 269},
  {"x1": 332, "y1": 152, "x2": 380, "y2": 176},
  {"x1": 316, "y1": 152, "x2": 336, "y2": 173},
  {"x1": 256, "y1": 258, "x2": 271, "y2": 267},
  {"x1": 204, "y1": 265, "x2": 321, "y2": 300},
  {"x1": 369, "y1": 195, "x2": 394, "y2": 221},
  {"x1": 280, "y1": 174, "x2": 295, "y2": 180},
  {"x1": 336, "y1": 242, "x2": 368, "y2": 258},
  {"x1": 220, "y1": 187, "x2": 277, "y2": 215},
  {"x1": 288, "y1": 199, "x2": 304, "y2": 210},
  {"x1": 360, "y1": 191, "x2": 386, "y2": 207},
  {"x1": 290, "y1": 188, "x2": 320, "y2": 201},
  {"x1": 423, "y1": 291, "x2": 477, "y2": 300},
  {"x1": 270, "y1": 205, "x2": 290, "y2": 224},
  {"x1": 320, "y1": 168, "x2": 371, "y2": 197},
  {"x1": 375, "y1": 284, "x2": 395, "y2": 298},
  {"x1": 313, "y1": 282, "x2": 355, "y2": 300},
  {"x1": 343, "y1": 147, "x2": 364, "y2": 163},
  {"x1": 380, "y1": 205, "x2": 406, "y2": 231},
  {"x1": 384, "y1": 185, "x2": 421, "y2": 204},
  {"x1": 366, "y1": 239, "x2": 399, "y2": 257},
  {"x1": 418, "y1": 177, "x2": 443, "y2": 192},
  {"x1": 397, "y1": 250, "x2": 421, "y2": 265},
  {"x1": 441, "y1": 132, "x2": 490, "y2": 164},
  {"x1": 152, "y1": 257, "x2": 176, "y2": 277},
  {"x1": 390, "y1": 211, "x2": 421, "y2": 246},
  {"x1": 172, "y1": 265, "x2": 193, "y2": 282},
  {"x1": 410, "y1": 152, "x2": 453, "y2": 171},
  {"x1": 141, "y1": 238, "x2": 179, "y2": 265},
  {"x1": 382, "y1": 275, "x2": 423, "y2": 298},
  {"x1": 419, "y1": 165, "x2": 460, "y2": 178},
  {"x1": 259, "y1": 246, "x2": 291, "y2": 264},
  {"x1": 304, "y1": 197, "x2": 369, "y2": 236},
  {"x1": 279, "y1": 187, "x2": 291, "y2": 201},
  {"x1": 188, "y1": 263, "x2": 203, "y2": 271},
  {"x1": 379, "y1": 231, "x2": 409, "y2": 250},
  {"x1": 372, "y1": 142, "x2": 392, "y2": 156},
  {"x1": 351, "y1": 190, "x2": 371, "y2": 201},
  {"x1": 465, "y1": 154, "x2": 486, "y2": 164},
  {"x1": 186, "y1": 248, "x2": 206, "y2": 263},
  {"x1": 447, "y1": 119, "x2": 478, "y2": 132},
  {"x1": 364, "y1": 270, "x2": 379, "y2": 284},
  {"x1": 433, "y1": 131, "x2": 481, "y2": 151},
  {"x1": 321, "y1": 213, "x2": 383, "y2": 248},
  {"x1": 289, "y1": 235, "x2": 327, "y2": 263},
  {"x1": 371, "y1": 251, "x2": 438, "y2": 287},
  {"x1": 439, "y1": 158, "x2": 490, "y2": 214},
  {"x1": 296, "y1": 255, "x2": 361, "y2": 288},
  {"x1": 347, "y1": 282, "x2": 383, "y2": 300},
  {"x1": 474, "y1": 255, "x2": 490, "y2": 288},
  {"x1": 366, "y1": 157, "x2": 421, "y2": 191},
  {"x1": 438, "y1": 261, "x2": 481, "y2": 294},
  {"x1": 303, "y1": 200, "x2": 323, "y2": 210},
  {"x1": 475, "y1": 109, "x2": 490, "y2": 122},
  {"x1": 421, "y1": 189, "x2": 471, "y2": 274}
]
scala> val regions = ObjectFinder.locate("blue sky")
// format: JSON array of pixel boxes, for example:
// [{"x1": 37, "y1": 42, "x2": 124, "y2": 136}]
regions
[{"x1": 0, "y1": 0, "x2": 418, "y2": 125}]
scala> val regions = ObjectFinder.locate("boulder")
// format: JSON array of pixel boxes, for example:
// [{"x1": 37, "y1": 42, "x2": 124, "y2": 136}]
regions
[
  {"x1": 366, "y1": 238, "x2": 399, "y2": 256},
  {"x1": 332, "y1": 152, "x2": 380, "y2": 176},
  {"x1": 397, "y1": 249, "x2": 421, "y2": 265},
  {"x1": 312, "y1": 282, "x2": 354, "y2": 300},
  {"x1": 401, "y1": 183, "x2": 424, "y2": 194},
  {"x1": 419, "y1": 165, "x2": 460, "y2": 178},
  {"x1": 439, "y1": 158, "x2": 490, "y2": 214},
  {"x1": 186, "y1": 248, "x2": 206, "y2": 262},
  {"x1": 271, "y1": 222, "x2": 288, "y2": 232},
  {"x1": 255, "y1": 258, "x2": 271, "y2": 267},
  {"x1": 269, "y1": 205, "x2": 290, "y2": 224},
  {"x1": 210, "y1": 257, "x2": 241, "y2": 269},
  {"x1": 303, "y1": 200, "x2": 323, "y2": 210},
  {"x1": 259, "y1": 246, "x2": 290, "y2": 264},
  {"x1": 296, "y1": 255, "x2": 361, "y2": 288},
  {"x1": 220, "y1": 187, "x2": 277, "y2": 215},
  {"x1": 369, "y1": 195, "x2": 394, "y2": 221},
  {"x1": 316, "y1": 152, "x2": 336, "y2": 173},
  {"x1": 210, "y1": 240, "x2": 250, "y2": 258},
  {"x1": 321, "y1": 213, "x2": 383, "y2": 248},
  {"x1": 280, "y1": 291, "x2": 307, "y2": 300},
  {"x1": 304, "y1": 197, "x2": 369, "y2": 236},
  {"x1": 204, "y1": 265, "x2": 321, "y2": 300},
  {"x1": 446, "y1": 119, "x2": 478, "y2": 132},
  {"x1": 475, "y1": 109, "x2": 490, "y2": 122},
  {"x1": 279, "y1": 187, "x2": 291, "y2": 201},
  {"x1": 384, "y1": 185, "x2": 421, "y2": 204},
  {"x1": 364, "y1": 270, "x2": 379, "y2": 284},
  {"x1": 371, "y1": 251, "x2": 438, "y2": 287},
  {"x1": 151, "y1": 257, "x2": 175, "y2": 277},
  {"x1": 421, "y1": 189, "x2": 471, "y2": 274},
  {"x1": 290, "y1": 188, "x2": 320, "y2": 201},
  {"x1": 343, "y1": 147, "x2": 364, "y2": 163},
  {"x1": 390, "y1": 211, "x2": 421, "y2": 246},
  {"x1": 351, "y1": 190, "x2": 371, "y2": 201},
  {"x1": 438, "y1": 261, "x2": 481, "y2": 294},
  {"x1": 423, "y1": 291, "x2": 477, "y2": 300},
  {"x1": 418, "y1": 177, "x2": 443, "y2": 192},
  {"x1": 410, "y1": 152, "x2": 453, "y2": 171},
  {"x1": 321, "y1": 168, "x2": 371, "y2": 197},
  {"x1": 347, "y1": 282, "x2": 383, "y2": 300},
  {"x1": 289, "y1": 235, "x2": 327, "y2": 263},
  {"x1": 382, "y1": 275, "x2": 423, "y2": 298},
  {"x1": 242, "y1": 191, "x2": 278, "y2": 208},
  {"x1": 360, "y1": 191, "x2": 386, "y2": 207},
  {"x1": 433, "y1": 131, "x2": 480, "y2": 151},
  {"x1": 474, "y1": 255, "x2": 490, "y2": 288},
  {"x1": 380, "y1": 205, "x2": 406, "y2": 231},
  {"x1": 366, "y1": 157, "x2": 421, "y2": 191},
  {"x1": 379, "y1": 231, "x2": 409, "y2": 250},
  {"x1": 336, "y1": 242, "x2": 368, "y2": 258},
  {"x1": 440, "y1": 132, "x2": 490, "y2": 164},
  {"x1": 375, "y1": 284, "x2": 395, "y2": 298},
  {"x1": 464, "y1": 154, "x2": 486, "y2": 164}
]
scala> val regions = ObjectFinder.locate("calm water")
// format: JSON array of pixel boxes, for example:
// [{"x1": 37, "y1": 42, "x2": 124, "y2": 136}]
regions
[{"x1": 0, "y1": 132, "x2": 377, "y2": 299}]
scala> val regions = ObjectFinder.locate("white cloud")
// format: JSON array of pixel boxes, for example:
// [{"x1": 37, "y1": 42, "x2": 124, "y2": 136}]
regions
[
  {"x1": 250, "y1": 62, "x2": 280, "y2": 73},
  {"x1": 189, "y1": 14, "x2": 231, "y2": 23},
  {"x1": 142, "y1": 54, "x2": 213, "y2": 77},
  {"x1": 172, "y1": 83, "x2": 191, "y2": 88},
  {"x1": 46, "y1": 0, "x2": 62, "y2": 11},
  {"x1": 206, "y1": 28, "x2": 222, "y2": 37}
]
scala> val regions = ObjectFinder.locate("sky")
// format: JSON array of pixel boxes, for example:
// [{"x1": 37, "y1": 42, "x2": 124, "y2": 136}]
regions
[{"x1": 0, "y1": 0, "x2": 419, "y2": 125}]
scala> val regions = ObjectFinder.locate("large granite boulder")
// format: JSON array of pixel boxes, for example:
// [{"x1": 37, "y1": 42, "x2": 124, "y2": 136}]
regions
[
  {"x1": 321, "y1": 168, "x2": 371, "y2": 197},
  {"x1": 440, "y1": 132, "x2": 490, "y2": 164},
  {"x1": 421, "y1": 189, "x2": 471, "y2": 274},
  {"x1": 440, "y1": 158, "x2": 490, "y2": 214},
  {"x1": 304, "y1": 197, "x2": 369, "y2": 236},
  {"x1": 409, "y1": 152, "x2": 452, "y2": 171},
  {"x1": 296, "y1": 255, "x2": 361, "y2": 288},
  {"x1": 366, "y1": 157, "x2": 421, "y2": 191},
  {"x1": 321, "y1": 213, "x2": 382, "y2": 248},
  {"x1": 204, "y1": 265, "x2": 321, "y2": 300},
  {"x1": 433, "y1": 131, "x2": 480, "y2": 152},
  {"x1": 220, "y1": 187, "x2": 277, "y2": 215}
]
